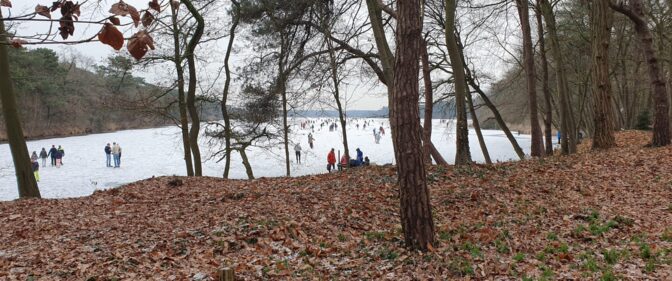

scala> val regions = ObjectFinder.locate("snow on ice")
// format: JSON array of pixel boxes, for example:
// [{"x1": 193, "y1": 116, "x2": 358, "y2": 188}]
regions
[{"x1": 0, "y1": 118, "x2": 531, "y2": 200}]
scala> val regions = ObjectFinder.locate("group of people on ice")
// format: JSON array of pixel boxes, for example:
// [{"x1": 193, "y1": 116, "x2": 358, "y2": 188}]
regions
[
  {"x1": 326, "y1": 147, "x2": 369, "y2": 173},
  {"x1": 104, "y1": 143, "x2": 123, "y2": 168},
  {"x1": 29, "y1": 145, "x2": 66, "y2": 182}
]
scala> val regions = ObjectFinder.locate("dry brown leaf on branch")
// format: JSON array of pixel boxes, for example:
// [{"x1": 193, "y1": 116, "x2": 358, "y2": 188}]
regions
[
  {"x1": 141, "y1": 11, "x2": 154, "y2": 28},
  {"x1": 148, "y1": 0, "x2": 160, "y2": 12},
  {"x1": 0, "y1": 0, "x2": 11, "y2": 8},
  {"x1": 127, "y1": 30, "x2": 154, "y2": 60},
  {"x1": 10, "y1": 38, "x2": 27, "y2": 48},
  {"x1": 109, "y1": 16, "x2": 121, "y2": 25},
  {"x1": 58, "y1": 16, "x2": 75, "y2": 39},
  {"x1": 35, "y1": 4, "x2": 51, "y2": 19},
  {"x1": 98, "y1": 23, "x2": 124, "y2": 50},
  {"x1": 109, "y1": 0, "x2": 141, "y2": 27}
]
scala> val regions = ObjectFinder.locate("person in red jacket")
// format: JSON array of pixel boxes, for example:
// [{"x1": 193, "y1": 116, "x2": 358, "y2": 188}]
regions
[{"x1": 327, "y1": 148, "x2": 336, "y2": 172}]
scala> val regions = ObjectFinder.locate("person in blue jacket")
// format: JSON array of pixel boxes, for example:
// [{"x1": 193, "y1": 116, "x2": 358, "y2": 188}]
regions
[{"x1": 356, "y1": 148, "x2": 363, "y2": 165}]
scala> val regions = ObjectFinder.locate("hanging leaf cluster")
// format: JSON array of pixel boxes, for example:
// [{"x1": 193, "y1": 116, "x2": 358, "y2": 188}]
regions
[{"x1": 13, "y1": 0, "x2": 161, "y2": 60}]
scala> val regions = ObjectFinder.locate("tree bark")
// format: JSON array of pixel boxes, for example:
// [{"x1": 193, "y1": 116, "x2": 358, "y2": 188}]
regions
[
  {"x1": 539, "y1": 0, "x2": 577, "y2": 154},
  {"x1": 183, "y1": 0, "x2": 205, "y2": 175},
  {"x1": 421, "y1": 38, "x2": 434, "y2": 165},
  {"x1": 515, "y1": 0, "x2": 545, "y2": 157},
  {"x1": 239, "y1": 148, "x2": 254, "y2": 179},
  {"x1": 0, "y1": 11, "x2": 41, "y2": 198},
  {"x1": 610, "y1": 0, "x2": 669, "y2": 146},
  {"x1": 393, "y1": 0, "x2": 435, "y2": 251},
  {"x1": 466, "y1": 85, "x2": 492, "y2": 164},
  {"x1": 536, "y1": 2, "x2": 554, "y2": 155},
  {"x1": 221, "y1": 1, "x2": 240, "y2": 178},
  {"x1": 591, "y1": 0, "x2": 616, "y2": 149},
  {"x1": 444, "y1": 0, "x2": 472, "y2": 165}
]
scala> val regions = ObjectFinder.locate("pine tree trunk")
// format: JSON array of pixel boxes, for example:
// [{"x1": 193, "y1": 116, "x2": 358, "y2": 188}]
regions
[
  {"x1": 421, "y1": 38, "x2": 434, "y2": 165},
  {"x1": 591, "y1": 0, "x2": 616, "y2": 149},
  {"x1": 0, "y1": 11, "x2": 41, "y2": 198},
  {"x1": 515, "y1": 0, "x2": 545, "y2": 157},
  {"x1": 444, "y1": 0, "x2": 472, "y2": 165},
  {"x1": 536, "y1": 2, "x2": 554, "y2": 155},
  {"x1": 221, "y1": 1, "x2": 240, "y2": 178},
  {"x1": 539, "y1": 0, "x2": 577, "y2": 154},
  {"x1": 183, "y1": 0, "x2": 205, "y2": 176},
  {"x1": 393, "y1": 0, "x2": 435, "y2": 251},
  {"x1": 170, "y1": 6, "x2": 194, "y2": 177}
]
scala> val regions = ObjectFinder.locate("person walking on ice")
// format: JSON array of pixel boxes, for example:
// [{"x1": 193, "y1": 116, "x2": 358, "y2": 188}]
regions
[
  {"x1": 308, "y1": 133, "x2": 315, "y2": 149},
  {"x1": 112, "y1": 142, "x2": 122, "y2": 168},
  {"x1": 48, "y1": 145, "x2": 58, "y2": 166},
  {"x1": 57, "y1": 145, "x2": 65, "y2": 165},
  {"x1": 31, "y1": 151, "x2": 38, "y2": 163},
  {"x1": 327, "y1": 148, "x2": 336, "y2": 172},
  {"x1": 294, "y1": 143, "x2": 302, "y2": 164},
  {"x1": 32, "y1": 158, "x2": 40, "y2": 182},
  {"x1": 104, "y1": 143, "x2": 112, "y2": 167},
  {"x1": 39, "y1": 148, "x2": 48, "y2": 167}
]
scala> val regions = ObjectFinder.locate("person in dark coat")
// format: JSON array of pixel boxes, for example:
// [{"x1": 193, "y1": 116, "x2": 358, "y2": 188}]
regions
[
  {"x1": 104, "y1": 143, "x2": 112, "y2": 167},
  {"x1": 39, "y1": 148, "x2": 48, "y2": 167},
  {"x1": 48, "y1": 145, "x2": 58, "y2": 166}
]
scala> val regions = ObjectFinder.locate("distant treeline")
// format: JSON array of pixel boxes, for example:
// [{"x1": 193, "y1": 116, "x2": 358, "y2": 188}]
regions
[{"x1": 0, "y1": 48, "x2": 221, "y2": 141}]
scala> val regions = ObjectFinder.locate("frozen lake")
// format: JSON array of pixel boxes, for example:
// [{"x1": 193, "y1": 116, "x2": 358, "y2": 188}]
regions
[{"x1": 0, "y1": 118, "x2": 531, "y2": 200}]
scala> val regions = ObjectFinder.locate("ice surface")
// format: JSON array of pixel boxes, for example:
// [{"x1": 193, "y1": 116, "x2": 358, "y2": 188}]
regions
[{"x1": 0, "y1": 118, "x2": 531, "y2": 200}]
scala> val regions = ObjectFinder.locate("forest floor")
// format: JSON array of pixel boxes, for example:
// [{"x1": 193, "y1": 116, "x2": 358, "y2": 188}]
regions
[{"x1": 1, "y1": 131, "x2": 671, "y2": 280}]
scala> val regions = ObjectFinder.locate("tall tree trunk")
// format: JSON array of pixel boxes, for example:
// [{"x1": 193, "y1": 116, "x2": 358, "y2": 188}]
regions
[
  {"x1": 183, "y1": 0, "x2": 205, "y2": 176},
  {"x1": 536, "y1": 2, "x2": 553, "y2": 155},
  {"x1": 591, "y1": 0, "x2": 616, "y2": 149},
  {"x1": 393, "y1": 0, "x2": 435, "y2": 251},
  {"x1": 279, "y1": 72, "x2": 290, "y2": 177},
  {"x1": 365, "y1": 0, "x2": 446, "y2": 164},
  {"x1": 611, "y1": 0, "x2": 670, "y2": 146},
  {"x1": 539, "y1": 0, "x2": 577, "y2": 154},
  {"x1": 421, "y1": 39, "x2": 434, "y2": 165},
  {"x1": 0, "y1": 11, "x2": 41, "y2": 198},
  {"x1": 323, "y1": 11, "x2": 350, "y2": 160},
  {"x1": 170, "y1": 6, "x2": 194, "y2": 177},
  {"x1": 444, "y1": 0, "x2": 472, "y2": 165},
  {"x1": 515, "y1": 0, "x2": 545, "y2": 157},
  {"x1": 466, "y1": 85, "x2": 492, "y2": 164},
  {"x1": 221, "y1": 1, "x2": 240, "y2": 178}
]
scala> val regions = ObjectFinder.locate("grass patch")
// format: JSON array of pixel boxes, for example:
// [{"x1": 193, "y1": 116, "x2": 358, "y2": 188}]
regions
[{"x1": 513, "y1": 252, "x2": 525, "y2": 263}]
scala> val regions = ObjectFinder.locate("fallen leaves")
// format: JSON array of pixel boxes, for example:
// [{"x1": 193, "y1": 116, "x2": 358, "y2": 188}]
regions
[{"x1": 0, "y1": 131, "x2": 671, "y2": 280}]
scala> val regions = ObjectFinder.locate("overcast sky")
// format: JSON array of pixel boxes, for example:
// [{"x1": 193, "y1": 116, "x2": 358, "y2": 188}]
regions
[{"x1": 2, "y1": 0, "x2": 519, "y2": 111}]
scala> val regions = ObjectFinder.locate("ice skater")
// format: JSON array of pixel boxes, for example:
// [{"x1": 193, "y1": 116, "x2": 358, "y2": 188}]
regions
[{"x1": 294, "y1": 143, "x2": 302, "y2": 164}]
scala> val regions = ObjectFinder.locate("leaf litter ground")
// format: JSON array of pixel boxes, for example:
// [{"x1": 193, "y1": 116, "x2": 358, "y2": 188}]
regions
[{"x1": 0, "y1": 131, "x2": 670, "y2": 280}]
